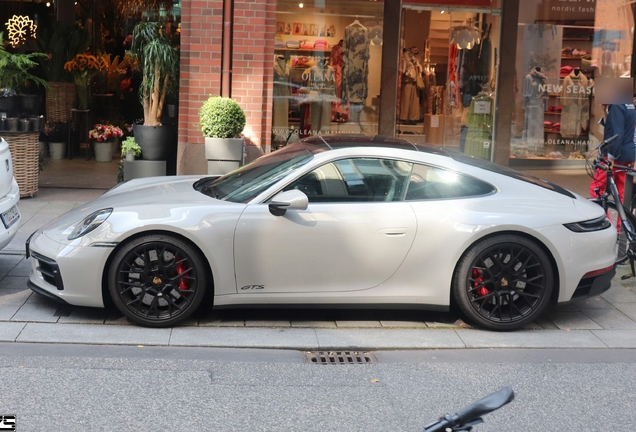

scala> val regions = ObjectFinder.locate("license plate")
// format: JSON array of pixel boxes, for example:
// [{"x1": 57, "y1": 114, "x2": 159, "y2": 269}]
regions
[{"x1": 1, "y1": 205, "x2": 20, "y2": 229}]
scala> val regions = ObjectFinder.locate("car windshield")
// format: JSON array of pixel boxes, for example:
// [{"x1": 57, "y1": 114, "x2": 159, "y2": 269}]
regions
[{"x1": 194, "y1": 144, "x2": 313, "y2": 203}]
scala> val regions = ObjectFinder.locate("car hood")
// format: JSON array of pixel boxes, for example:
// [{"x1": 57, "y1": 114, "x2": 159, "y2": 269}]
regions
[{"x1": 40, "y1": 176, "x2": 232, "y2": 239}]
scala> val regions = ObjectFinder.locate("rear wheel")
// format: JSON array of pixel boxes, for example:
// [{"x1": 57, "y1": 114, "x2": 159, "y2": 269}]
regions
[
  {"x1": 108, "y1": 234, "x2": 208, "y2": 327},
  {"x1": 453, "y1": 235, "x2": 554, "y2": 331},
  {"x1": 604, "y1": 201, "x2": 630, "y2": 265}
]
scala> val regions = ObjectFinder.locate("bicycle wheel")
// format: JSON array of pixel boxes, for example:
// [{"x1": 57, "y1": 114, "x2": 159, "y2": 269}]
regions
[{"x1": 605, "y1": 201, "x2": 631, "y2": 265}]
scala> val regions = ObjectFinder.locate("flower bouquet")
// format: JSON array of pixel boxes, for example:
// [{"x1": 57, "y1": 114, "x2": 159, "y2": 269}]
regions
[
  {"x1": 88, "y1": 123, "x2": 123, "y2": 142},
  {"x1": 64, "y1": 54, "x2": 108, "y2": 110}
]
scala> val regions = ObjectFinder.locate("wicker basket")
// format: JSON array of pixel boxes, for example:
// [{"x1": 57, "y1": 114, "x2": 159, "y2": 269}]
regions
[
  {"x1": 45, "y1": 82, "x2": 76, "y2": 123},
  {"x1": 6, "y1": 133, "x2": 39, "y2": 197}
]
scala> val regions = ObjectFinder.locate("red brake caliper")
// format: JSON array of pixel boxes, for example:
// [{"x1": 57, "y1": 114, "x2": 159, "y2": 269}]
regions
[
  {"x1": 472, "y1": 268, "x2": 488, "y2": 297},
  {"x1": 175, "y1": 260, "x2": 189, "y2": 290}
]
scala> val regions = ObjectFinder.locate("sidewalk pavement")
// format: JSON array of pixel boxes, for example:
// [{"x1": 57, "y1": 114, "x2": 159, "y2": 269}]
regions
[{"x1": 3, "y1": 170, "x2": 636, "y2": 351}]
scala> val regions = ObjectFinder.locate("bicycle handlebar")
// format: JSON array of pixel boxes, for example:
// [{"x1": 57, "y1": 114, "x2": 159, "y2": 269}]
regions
[{"x1": 424, "y1": 387, "x2": 515, "y2": 432}]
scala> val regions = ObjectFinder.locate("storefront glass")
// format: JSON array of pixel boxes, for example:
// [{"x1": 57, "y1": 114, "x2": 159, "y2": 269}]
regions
[
  {"x1": 399, "y1": 3, "x2": 501, "y2": 160},
  {"x1": 512, "y1": 0, "x2": 634, "y2": 161},
  {"x1": 272, "y1": 0, "x2": 384, "y2": 146}
]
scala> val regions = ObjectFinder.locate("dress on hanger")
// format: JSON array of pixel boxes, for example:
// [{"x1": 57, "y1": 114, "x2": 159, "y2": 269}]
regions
[
  {"x1": 465, "y1": 93, "x2": 494, "y2": 159},
  {"x1": 561, "y1": 71, "x2": 589, "y2": 138},
  {"x1": 522, "y1": 68, "x2": 548, "y2": 147},
  {"x1": 342, "y1": 22, "x2": 370, "y2": 105}
]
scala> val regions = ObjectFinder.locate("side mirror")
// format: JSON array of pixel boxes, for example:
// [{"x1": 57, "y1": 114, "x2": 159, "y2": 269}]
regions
[{"x1": 268, "y1": 190, "x2": 309, "y2": 216}]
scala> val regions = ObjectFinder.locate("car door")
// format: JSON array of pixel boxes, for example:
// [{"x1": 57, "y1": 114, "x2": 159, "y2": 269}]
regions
[{"x1": 233, "y1": 157, "x2": 418, "y2": 293}]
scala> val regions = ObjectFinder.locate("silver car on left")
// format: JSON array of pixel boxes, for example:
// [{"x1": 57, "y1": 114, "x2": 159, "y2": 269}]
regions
[{"x1": 0, "y1": 137, "x2": 20, "y2": 249}]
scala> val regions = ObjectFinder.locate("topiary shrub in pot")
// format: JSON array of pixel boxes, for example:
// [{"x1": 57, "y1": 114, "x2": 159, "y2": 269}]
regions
[{"x1": 200, "y1": 96, "x2": 246, "y2": 176}]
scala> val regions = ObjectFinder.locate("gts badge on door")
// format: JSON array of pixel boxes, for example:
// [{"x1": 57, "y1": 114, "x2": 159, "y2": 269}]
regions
[{"x1": 241, "y1": 285, "x2": 265, "y2": 290}]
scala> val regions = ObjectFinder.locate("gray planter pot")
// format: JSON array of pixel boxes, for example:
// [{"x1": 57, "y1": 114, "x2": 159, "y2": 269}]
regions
[
  {"x1": 5, "y1": 118, "x2": 18, "y2": 132},
  {"x1": 94, "y1": 141, "x2": 114, "y2": 162},
  {"x1": 133, "y1": 124, "x2": 176, "y2": 161},
  {"x1": 49, "y1": 142, "x2": 66, "y2": 160},
  {"x1": 204, "y1": 137, "x2": 244, "y2": 176}
]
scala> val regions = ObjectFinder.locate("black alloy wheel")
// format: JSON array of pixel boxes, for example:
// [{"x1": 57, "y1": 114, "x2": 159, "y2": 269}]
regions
[
  {"x1": 108, "y1": 234, "x2": 208, "y2": 327},
  {"x1": 453, "y1": 235, "x2": 553, "y2": 331}
]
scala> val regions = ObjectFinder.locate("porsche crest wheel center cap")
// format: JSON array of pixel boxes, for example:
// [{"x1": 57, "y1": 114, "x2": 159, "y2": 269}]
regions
[
  {"x1": 500, "y1": 278, "x2": 509, "y2": 287},
  {"x1": 153, "y1": 277, "x2": 162, "y2": 285}
]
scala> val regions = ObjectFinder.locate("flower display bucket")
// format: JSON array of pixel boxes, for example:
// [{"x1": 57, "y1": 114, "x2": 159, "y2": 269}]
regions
[
  {"x1": 49, "y1": 142, "x2": 66, "y2": 160},
  {"x1": 94, "y1": 141, "x2": 113, "y2": 162}
]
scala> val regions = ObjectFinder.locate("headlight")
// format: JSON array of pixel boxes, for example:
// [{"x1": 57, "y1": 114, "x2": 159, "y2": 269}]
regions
[
  {"x1": 68, "y1": 208, "x2": 113, "y2": 240},
  {"x1": 564, "y1": 216, "x2": 612, "y2": 233}
]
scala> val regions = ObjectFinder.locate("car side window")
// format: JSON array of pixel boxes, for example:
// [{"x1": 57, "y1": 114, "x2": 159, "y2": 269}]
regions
[
  {"x1": 406, "y1": 163, "x2": 495, "y2": 200},
  {"x1": 284, "y1": 158, "x2": 413, "y2": 203}
]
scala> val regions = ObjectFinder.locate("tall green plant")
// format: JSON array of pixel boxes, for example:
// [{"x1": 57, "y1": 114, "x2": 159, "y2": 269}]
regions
[
  {"x1": 0, "y1": 33, "x2": 48, "y2": 92},
  {"x1": 132, "y1": 22, "x2": 179, "y2": 126},
  {"x1": 36, "y1": 23, "x2": 90, "y2": 83}
]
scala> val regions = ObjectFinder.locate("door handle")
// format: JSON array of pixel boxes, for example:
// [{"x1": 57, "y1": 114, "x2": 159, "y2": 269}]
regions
[{"x1": 376, "y1": 227, "x2": 408, "y2": 237}]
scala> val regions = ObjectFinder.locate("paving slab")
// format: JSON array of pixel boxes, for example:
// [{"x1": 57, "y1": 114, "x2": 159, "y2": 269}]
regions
[
  {"x1": 534, "y1": 314, "x2": 559, "y2": 330},
  {"x1": 613, "y1": 303, "x2": 636, "y2": 321},
  {"x1": 380, "y1": 320, "x2": 428, "y2": 328},
  {"x1": 11, "y1": 303, "x2": 59, "y2": 323},
  {"x1": 456, "y1": 329, "x2": 608, "y2": 348},
  {"x1": 547, "y1": 311, "x2": 602, "y2": 330},
  {"x1": 335, "y1": 321, "x2": 383, "y2": 328},
  {"x1": 291, "y1": 321, "x2": 337, "y2": 328},
  {"x1": 0, "y1": 322, "x2": 25, "y2": 341},
  {"x1": 7, "y1": 259, "x2": 32, "y2": 277},
  {"x1": 316, "y1": 328, "x2": 464, "y2": 349},
  {"x1": 0, "y1": 288, "x2": 31, "y2": 307},
  {"x1": 601, "y1": 284, "x2": 636, "y2": 303},
  {"x1": 170, "y1": 327, "x2": 319, "y2": 348},
  {"x1": 245, "y1": 320, "x2": 291, "y2": 328},
  {"x1": 591, "y1": 330, "x2": 636, "y2": 348},
  {"x1": 0, "y1": 305, "x2": 21, "y2": 321},
  {"x1": 17, "y1": 323, "x2": 171, "y2": 345},
  {"x1": 571, "y1": 296, "x2": 615, "y2": 310},
  {"x1": 579, "y1": 309, "x2": 636, "y2": 330},
  {"x1": 198, "y1": 318, "x2": 246, "y2": 327}
]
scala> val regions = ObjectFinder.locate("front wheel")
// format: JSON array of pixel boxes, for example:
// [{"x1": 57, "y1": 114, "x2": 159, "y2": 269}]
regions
[
  {"x1": 108, "y1": 234, "x2": 208, "y2": 327},
  {"x1": 453, "y1": 235, "x2": 554, "y2": 331}
]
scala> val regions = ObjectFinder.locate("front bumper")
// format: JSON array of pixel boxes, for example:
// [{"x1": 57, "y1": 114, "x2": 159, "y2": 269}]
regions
[{"x1": 27, "y1": 230, "x2": 114, "y2": 308}]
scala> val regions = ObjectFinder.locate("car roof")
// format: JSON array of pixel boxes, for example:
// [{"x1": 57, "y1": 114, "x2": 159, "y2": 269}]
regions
[{"x1": 300, "y1": 135, "x2": 450, "y2": 156}]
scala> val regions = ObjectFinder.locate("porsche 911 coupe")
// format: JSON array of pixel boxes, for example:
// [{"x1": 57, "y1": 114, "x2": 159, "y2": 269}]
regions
[{"x1": 26, "y1": 135, "x2": 617, "y2": 331}]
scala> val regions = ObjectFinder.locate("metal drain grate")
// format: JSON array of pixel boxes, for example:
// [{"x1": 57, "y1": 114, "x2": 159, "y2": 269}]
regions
[{"x1": 303, "y1": 351, "x2": 376, "y2": 364}]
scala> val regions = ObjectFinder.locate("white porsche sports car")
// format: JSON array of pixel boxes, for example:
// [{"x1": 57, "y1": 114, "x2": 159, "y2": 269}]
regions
[
  {"x1": 0, "y1": 137, "x2": 20, "y2": 250},
  {"x1": 27, "y1": 135, "x2": 617, "y2": 331}
]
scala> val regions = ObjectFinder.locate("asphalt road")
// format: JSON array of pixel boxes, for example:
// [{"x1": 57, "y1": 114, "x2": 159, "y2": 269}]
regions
[{"x1": 0, "y1": 344, "x2": 634, "y2": 431}]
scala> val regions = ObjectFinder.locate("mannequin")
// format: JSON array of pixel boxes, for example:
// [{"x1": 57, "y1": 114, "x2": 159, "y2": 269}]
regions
[
  {"x1": 400, "y1": 46, "x2": 422, "y2": 124},
  {"x1": 522, "y1": 66, "x2": 548, "y2": 151},
  {"x1": 306, "y1": 57, "x2": 336, "y2": 134}
]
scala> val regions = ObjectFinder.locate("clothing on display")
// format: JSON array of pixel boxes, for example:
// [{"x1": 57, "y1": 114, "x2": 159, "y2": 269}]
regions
[
  {"x1": 522, "y1": 67, "x2": 548, "y2": 148},
  {"x1": 400, "y1": 49, "x2": 422, "y2": 122},
  {"x1": 465, "y1": 92, "x2": 494, "y2": 159},
  {"x1": 305, "y1": 60, "x2": 337, "y2": 134},
  {"x1": 560, "y1": 70, "x2": 589, "y2": 138},
  {"x1": 330, "y1": 41, "x2": 349, "y2": 122},
  {"x1": 342, "y1": 20, "x2": 370, "y2": 105},
  {"x1": 273, "y1": 56, "x2": 291, "y2": 133}
]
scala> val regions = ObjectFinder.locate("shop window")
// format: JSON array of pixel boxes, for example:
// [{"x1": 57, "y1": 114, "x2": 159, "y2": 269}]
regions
[
  {"x1": 397, "y1": 5, "x2": 501, "y2": 160},
  {"x1": 512, "y1": 0, "x2": 634, "y2": 161},
  {"x1": 272, "y1": 0, "x2": 384, "y2": 147}
]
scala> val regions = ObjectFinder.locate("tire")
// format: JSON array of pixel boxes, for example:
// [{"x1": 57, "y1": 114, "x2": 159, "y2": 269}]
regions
[
  {"x1": 452, "y1": 234, "x2": 554, "y2": 331},
  {"x1": 108, "y1": 234, "x2": 208, "y2": 327},
  {"x1": 604, "y1": 201, "x2": 630, "y2": 265}
]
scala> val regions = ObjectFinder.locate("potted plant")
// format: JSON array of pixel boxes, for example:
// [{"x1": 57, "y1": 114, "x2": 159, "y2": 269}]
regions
[
  {"x1": 37, "y1": 23, "x2": 90, "y2": 123},
  {"x1": 121, "y1": 136, "x2": 141, "y2": 161},
  {"x1": 88, "y1": 123, "x2": 123, "y2": 162},
  {"x1": 199, "y1": 96, "x2": 246, "y2": 175},
  {"x1": 40, "y1": 121, "x2": 68, "y2": 160},
  {"x1": 130, "y1": 22, "x2": 179, "y2": 162},
  {"x1": 0, "y1": 32, "x2": 48, "y2": 117}
]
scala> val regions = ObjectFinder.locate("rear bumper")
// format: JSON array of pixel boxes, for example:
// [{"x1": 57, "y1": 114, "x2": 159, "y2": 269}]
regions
[{"x1": 570, "y1": 266, "x2": 616, "y2": 301}]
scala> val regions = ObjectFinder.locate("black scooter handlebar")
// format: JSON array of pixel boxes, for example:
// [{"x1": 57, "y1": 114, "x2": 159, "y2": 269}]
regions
[{"x1": 424, "y1": 387, "x2": 515, "y2": 432}]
